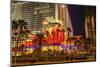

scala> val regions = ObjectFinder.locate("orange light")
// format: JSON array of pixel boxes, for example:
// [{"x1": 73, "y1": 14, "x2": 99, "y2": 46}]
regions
[{"x1": 61, "y1": 5, "x2": 65, "y2": 8}]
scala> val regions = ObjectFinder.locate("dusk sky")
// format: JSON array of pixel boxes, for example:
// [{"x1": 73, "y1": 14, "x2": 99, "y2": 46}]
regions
[{"x1": 68, "y1": 5, "x2": 85, "y2": 36}]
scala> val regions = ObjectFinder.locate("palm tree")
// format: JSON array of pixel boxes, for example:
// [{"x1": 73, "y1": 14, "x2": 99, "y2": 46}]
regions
[
  {"x1": 12, "y1": 19, "x2": 28, "y2": 64},
  {"x1": 12, "y1": 20, "x2": 18, "y2": 34},
  {"x1": 12, "y1": 19, "x2": 27, "y2": 35},
  {"x1": 67, "y1": 27, "x2": 72, "y2": 50},
  {"x1": 36, "y1": 32, "x2": 44, "y2": 54},
  {"x1": 17, "y1": 19, "x2": 27, "y2": 33},
  {"x1": 17, "y1": 19, "x2": 28, "y2": 55},
  {"x1": 67, "y1": 27, "x2": 72, "y2": 38},
  {"x1": 12, "y1": 20, "x2": 19, "y2": 65}
]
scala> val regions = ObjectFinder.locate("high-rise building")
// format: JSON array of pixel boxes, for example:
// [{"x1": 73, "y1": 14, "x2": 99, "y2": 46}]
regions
[
  {"x1": 12, "y1": 1, "x2": 55, "y2": 31},
  {"x1": 85, "y1": 6, "x2": 96, "y2": 48},
  {"x1": 58, "y1": 4, "x2": 73, "y2": 36},
  {"x1": 12, "y1": 1, "x2": 73, "y2": 36}
]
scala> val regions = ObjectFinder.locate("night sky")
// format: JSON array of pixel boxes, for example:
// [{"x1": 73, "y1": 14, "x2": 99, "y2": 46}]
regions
[{"x1": 68, "y1": 5, "x2": 85, "y2": 36}]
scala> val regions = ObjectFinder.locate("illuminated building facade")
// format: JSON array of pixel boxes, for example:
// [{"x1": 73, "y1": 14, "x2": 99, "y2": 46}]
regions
[
  {"x1": 12, "y1": 1, "x2": 73, "y2": 35},
  {"x1": 85, "y1": 6, "x2": 96, "y2": 48},
  {"x1": 11, "y1": 1, "x2": 96, "y2": 66}
]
